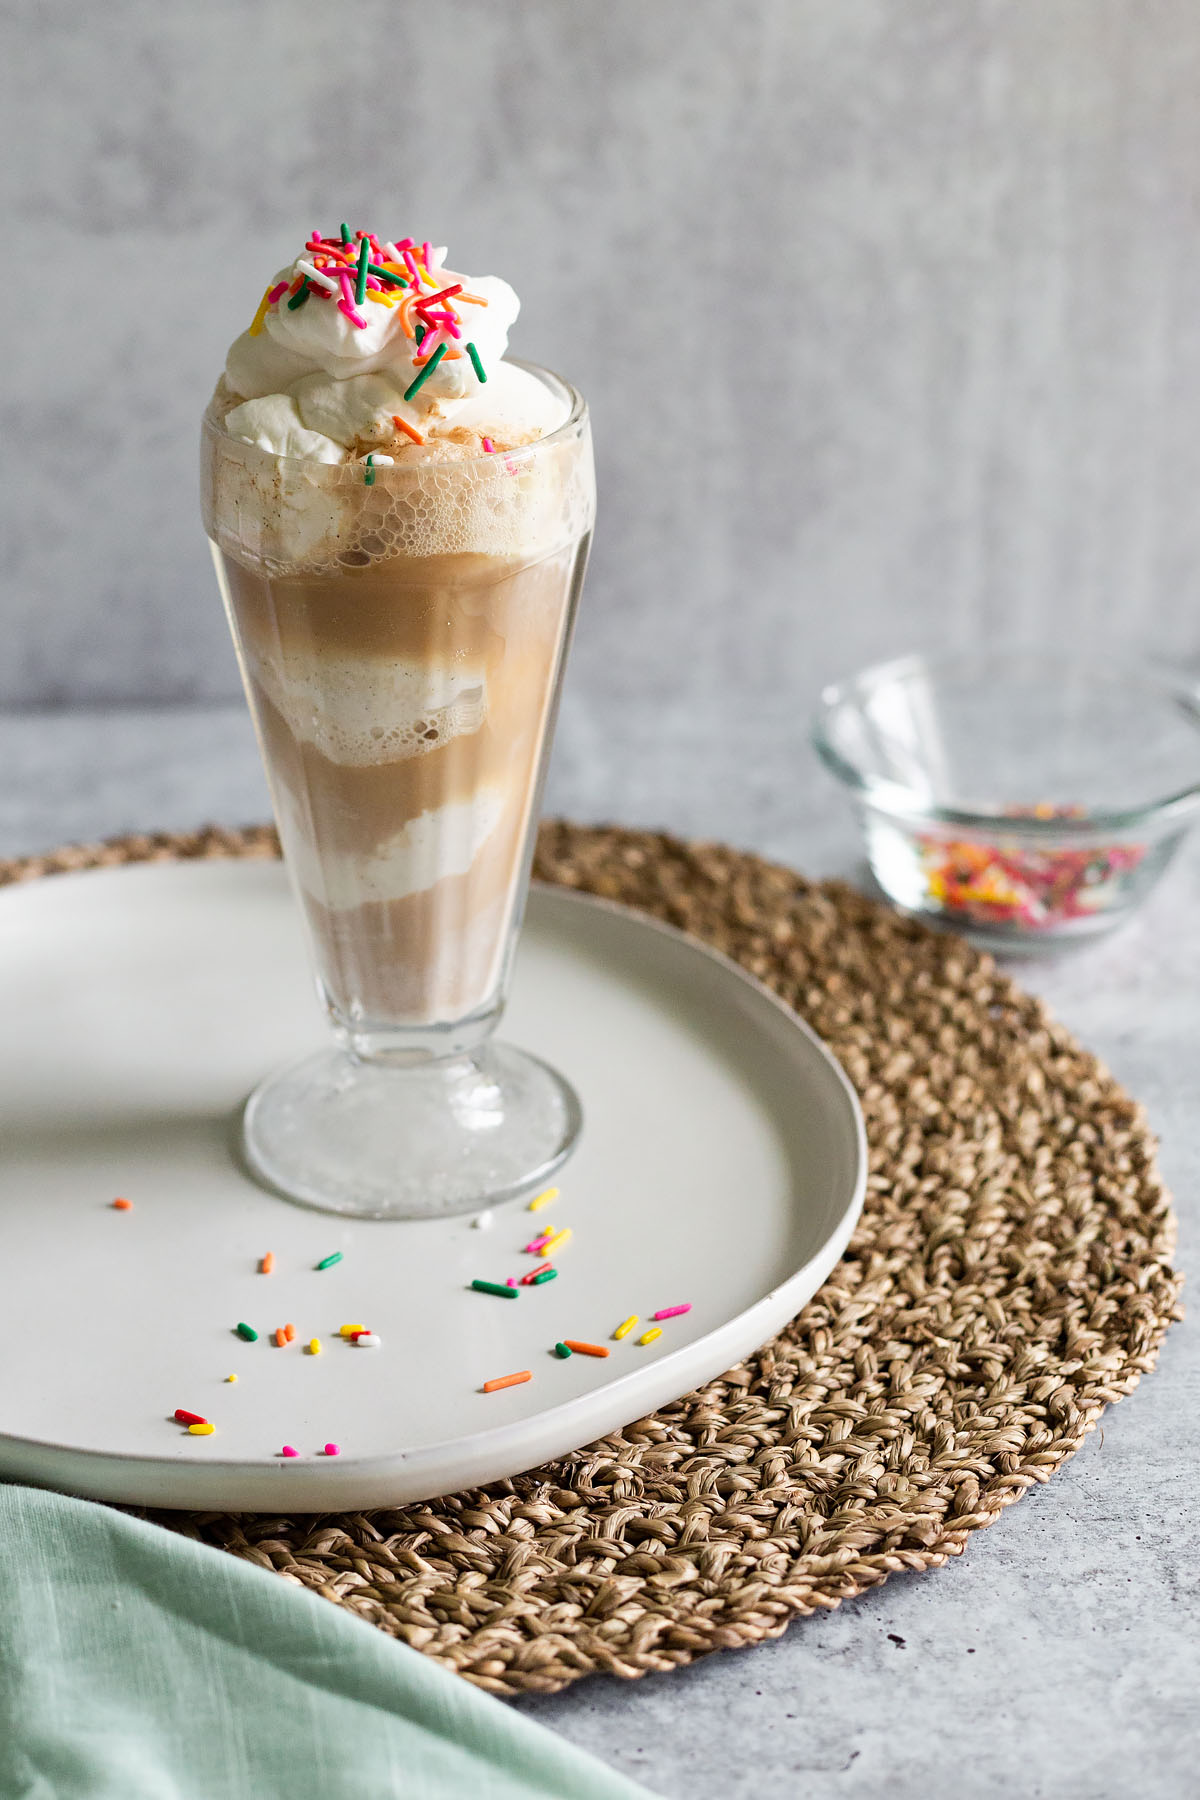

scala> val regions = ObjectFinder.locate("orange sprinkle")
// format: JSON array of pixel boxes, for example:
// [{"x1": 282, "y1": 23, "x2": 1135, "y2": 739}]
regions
[
  {"x1": 274, "y1": 1327, "x2": 287, "y2": 1348},
  {"x1": 260, "y1": 1252, "x2": 275, "y2": 1275},
  {"x1": 482, "y1": 1370, "x2": 532, "y2": 1393},
  {"x1": 455, "y1": 291, "x2": 489, "y2": 306},
  {"x1": 111, "y1": 1197, "x2": 133, "y2": 1211},
  {"x1": 284, "y1": 1322, "x2": 295, "y2": 1342},
  {"x1": 563, "y1": 1340, "x2": 609, "y2": 1359},
  {"x1": 391, "y1": 414, "x2": 425, "y2": 445}
]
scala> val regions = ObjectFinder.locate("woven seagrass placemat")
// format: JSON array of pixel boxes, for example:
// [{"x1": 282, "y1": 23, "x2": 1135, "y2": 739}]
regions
[{"x1": 1, "y1": 821, "x2": 1182, "y2": 1696}]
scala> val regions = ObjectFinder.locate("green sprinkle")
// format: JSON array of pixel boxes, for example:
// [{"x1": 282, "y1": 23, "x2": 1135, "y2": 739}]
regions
[
  {"x1": 413, "y1": 322, "x2": 426, "y2": 346},
  {"x1": 554, "y1": 1341, "x2": 572, "y2": 1358},
  {"x1": 355, "y1": 236, "x2": 370, "y2": 305},
  {"x1": 364, "y1": 454, "x2": 375, "y2": 488},
  {"x1": 287, "y1": 279, "x2": 310, "y2": 310},
  {"x1": 472, "y1": 1279, "x2": 518, "y2": 1299},
  {"x1": 532, "y1": 1268, "x2": 558, "y2": 1285},
  {"x1": 339, "y1": 222, "x2": 352, "y2": 243},
  {"x1": 404, "y1": 342, "x2": 447, "y2": 402},
  {"x1": 235, "y1": 1322, "x2": 258, "y2": 1342},
  {"x1": 367, "y1": 262, "x2": 406, "y2": 287},
  {"x1": 316, "y1": 1251, "x2": 344, "y2": 1270},
  {"x1": 466, "y1": 341, "x2": 487, "y2": 383}
]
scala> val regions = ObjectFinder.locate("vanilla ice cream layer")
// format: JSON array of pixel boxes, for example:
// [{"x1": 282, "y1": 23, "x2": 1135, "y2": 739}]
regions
[
  {"x1": 251, "y1": 649, "x2": 489, "y2": 767},
  {"x1": 285, "y1": 791, "x2": 506, "y2": 910}
]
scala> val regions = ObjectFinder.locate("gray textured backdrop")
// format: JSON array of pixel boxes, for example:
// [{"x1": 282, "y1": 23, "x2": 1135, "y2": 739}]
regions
[{"x1": 4, "y1": 0, "x2": 1200, "y2": 709}]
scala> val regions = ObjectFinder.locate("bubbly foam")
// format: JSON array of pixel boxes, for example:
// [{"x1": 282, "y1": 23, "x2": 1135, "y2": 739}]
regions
[{"x1": 254, "y1": 648, "x2": 488, "y2": 767}]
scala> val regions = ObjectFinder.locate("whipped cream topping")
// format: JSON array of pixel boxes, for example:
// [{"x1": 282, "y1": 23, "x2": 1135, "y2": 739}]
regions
[{"x1": 220, "y1": 230, "x2": 565, "y2": 461}]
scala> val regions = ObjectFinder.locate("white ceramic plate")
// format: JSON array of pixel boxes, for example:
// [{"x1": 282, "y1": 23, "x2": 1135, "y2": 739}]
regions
[{"x1": 0, "y1": 859, "x2": 865, "y2": 1510}]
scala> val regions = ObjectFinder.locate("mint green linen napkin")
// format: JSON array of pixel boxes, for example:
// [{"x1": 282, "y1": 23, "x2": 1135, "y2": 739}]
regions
[{"x1": 0, "y1": 1485, "x2": 657, "y2": 1800}]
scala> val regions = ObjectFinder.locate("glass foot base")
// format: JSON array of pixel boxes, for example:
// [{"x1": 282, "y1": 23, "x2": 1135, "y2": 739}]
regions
[{"x1": 241, "y1": 1042, "x2": 582, "y2": 1220}]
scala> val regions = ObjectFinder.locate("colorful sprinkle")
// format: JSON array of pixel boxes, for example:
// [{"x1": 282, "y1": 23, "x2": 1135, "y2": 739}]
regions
[
  {"x1": 226, "y1": 1374, "x2": 238, "y2": 1383},
  {"x1": 111, "y1": 1197, "x2": 133, "y2": 1211},
  {"x1": 554, "y1": 1342, "x2": 573, "y2": 1359},
  {"x1": 613, "y1": 1316, "x2": 639, "y2": 1340},
  {"x1": 248, "y1": 286, "x2": 273, "y2": 337},
  {"x1": 324, "y1": 1443, "x2": 340, "y2": 1456},
  {"x1": 391, "y1": 413, "x2": 425, "y2": 444},
  {"x1": 528, "y1": 1187, "x2": 559, "y2": 1213},
  {"x1": 482, "y1": 1370, "x2": 532, "y2": 1393},
  {"x1": 466, "y1": 341, "x2": 487, "y2": 383},
  {"x1": 403, "y1": 341, "x2": 447, "y2": 401},
  {"x1": 472, "y1": 1279, "x2": 518, "y2": 1299},
  {"x1": 355, "y1": 1332, "x2": 381, "y2": 1348},
  {"x1": 339, "y1": 222, "x2": 352, "y2": 243},
  {"x1": 287, "y1": 280, "x2": 310, "y2": 310},
  {"x1": 316, "y1": 1252, "x2": 343, "y2": 1270},
  {"x1": 355, "y1": 235, "x2": 370, "y2": 305},
  {"x1": 296, "y1": 259, "x2": 339, "y2": 294},
  {"x1": 541, "y1": 1228, "x2": 573, "y2": 1257},
  {"x1": 281, "y1": 1445, "x2": 299, "y2": 1457},
  {"x1": 284, "y1": 1322, "x2": 296, "y2": 1342},
  {"x1": 531, "y1": 1268, "x2": 558, "y2": 1285},
  {"x1": 339, "y1": 1323, "x2": 366, "y2": 1338},
  {"x1": 563, "y1": 1340, "x2": 608, "y2": 1358},
  {"x1": 472, "y1": 1209, "x2": 493, "y2": 1230},
  {"x1": 638, "y1": 1327, "x2": 663, "y2": 1346},
  {"x1": 367, "y1": 262, "x2": 407, "y2": 287},
  {"x1": 308, "y1": 1338, "x2": 322, "y2": 1355},
  {"x1": 174, "y1": 1409, "x2": 206, "y2": 1426},
  {"x1": 260, "y1": 1252, "x2": 275, "y2": 1275},
  {"x1": 520, "y1": 1261, "x2": 555, "y2": 1284},
  {"x1": 364, "y1": 455, "x2": 375, "y2": 487},
  {"x1": 506, "y1": 1277, "x2": 518, "y2": 1287},
  {"x1": 274, "y1": 1327, "x2": 288, "y2": 1348},
  {"x1": 235, "y1": 1322, "x2": 258, "y2": 1342},
  {"x1": 523, "y1": 1232, "x2": 553, "y2": 1255},
  {"x1": 188, "y1": 1422, "x2": 215, "y2": 1436},
  {"x1": 482, "y1": 437, "x2": 496, "y2": 453},
  {"x1": 652, "y1": 1305, "x2": 692, "y2": 1321}
]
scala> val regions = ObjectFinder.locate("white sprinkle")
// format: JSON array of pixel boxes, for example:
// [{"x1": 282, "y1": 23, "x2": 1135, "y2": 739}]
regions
[
  {"x1": 295, "y1": 259, "x2": 339, "y2": 294},
  {"x1": 370, "y1": 454, "x2": 395, "y2": 467},
  {"x1": 472, "y1": 1210, "x2": 493, "y2": 1231},
  {"x1": 356, "y1": 1332, "x2": 382, "y2": 1348}
]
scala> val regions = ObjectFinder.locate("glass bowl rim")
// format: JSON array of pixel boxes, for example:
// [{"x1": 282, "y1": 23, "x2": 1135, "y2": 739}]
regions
[
  {"x1": 201, "y1": 356, "x2": 587, "y2": 475},
  {"x1": 812, "y1": 646, "x2": 1200, "y2": 837}
]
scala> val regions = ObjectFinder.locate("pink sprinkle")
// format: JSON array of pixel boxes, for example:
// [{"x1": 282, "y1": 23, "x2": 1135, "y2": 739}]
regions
[
  {"x1": 403, "y1": 249, "x2": 423, "y2": 285},
  {"x1": 338, "y1": 298, "x2": 368, "y2": 330},
  {"x1": 416, "y1": 329, "x2": 444, "y2": 363},
  {"x1": 393, "y1": 237, "x2": 414, "y2": 253},
  {"x1": 482, "y1": 438, "x2": 496, "y2": 454},
  {"x1": 652, "y1": 1304, "x2": 692, "y2": 1321},
  {"x1": 506, "y1": 1277, "x2": 517, "y2": 1287},
  {"x1": 266, "y1": 281, "x2": 288, "y2": 305},
  {"x1": 365, "y1": 274, "x2": 383, "y2": 291},
  {"x1": 422, "y1": 240, "x2": 432, "y2": 268},
  {"x1": 522, "y1": 1232, "x2": 551, "y2": 1253},
  {"x1": 324, "y1": 1443, "x2": 340, "y2": 1457},
  {"x1": 281, "y1": 1445, "x2": 298, "y2": 1458}
]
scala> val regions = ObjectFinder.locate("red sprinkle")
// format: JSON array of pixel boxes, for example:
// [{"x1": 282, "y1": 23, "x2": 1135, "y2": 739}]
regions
[
  {"x1": 173, "y1": 1409, "x2": 207, "y2": 1426},
  {"x1": 520, "y1": 1262, "x2": 554, "y2": 1285}
]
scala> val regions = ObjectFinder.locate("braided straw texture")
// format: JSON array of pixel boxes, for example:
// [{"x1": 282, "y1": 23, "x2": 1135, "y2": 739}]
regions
[{"x1": 2, "y1": 821, "x2": 1182, "y2": 1696}]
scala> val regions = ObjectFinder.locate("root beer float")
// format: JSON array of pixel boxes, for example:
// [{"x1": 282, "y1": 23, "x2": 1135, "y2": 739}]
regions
[{"x1": 202, "y1": 225, "x2": 594, "y2": 1217}]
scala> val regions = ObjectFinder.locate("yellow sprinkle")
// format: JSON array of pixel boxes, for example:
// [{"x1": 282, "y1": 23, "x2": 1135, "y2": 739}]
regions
[
  {"x1": 540, "y1": 1227, "x2": 572, "y2": 1256},
  {"x1": 614, "y1": 1315, "x2": 639, "y2": 1340},
  {"x1": 309, "y1": 1337, "x2": 322, "y2": 1355},
  {"x1": 528, "y1": 1187, "x2": 559, "y2": 1213},
  {"x1": 188, "y1": 1421, "x2": 215, "y2": 1435},
  {"x1": 247, "y1": 286, "x2": 273, "y2": 337},
  {"x1": 365, "y1": 289, "x2": 396, "y2": 306},
  {"x1": 339, "y1": 1323, "x2": 366, "y2": 1338},
  {"x1": 226, "y1": 1374, "x2": 238, "y2": 1383},
  {"x1": 637, "y1": 1327, "x2": 663, "y2": 1346}
]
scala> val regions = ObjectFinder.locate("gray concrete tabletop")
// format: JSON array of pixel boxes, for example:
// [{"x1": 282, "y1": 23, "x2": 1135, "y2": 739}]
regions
[{"x1": 5, "y1": 700, "x2": 1197, "y2": 1800}]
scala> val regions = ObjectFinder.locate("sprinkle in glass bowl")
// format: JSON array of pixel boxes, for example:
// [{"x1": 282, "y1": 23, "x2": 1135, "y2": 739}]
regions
[{"x1": 813, "y1": 648, "x2": 1200, "y2": 950}]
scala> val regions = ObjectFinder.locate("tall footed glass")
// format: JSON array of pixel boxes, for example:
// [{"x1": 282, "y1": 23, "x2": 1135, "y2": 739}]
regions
[{"x1": 202, "y1": 365, "x2": 594, "y2": 1218}]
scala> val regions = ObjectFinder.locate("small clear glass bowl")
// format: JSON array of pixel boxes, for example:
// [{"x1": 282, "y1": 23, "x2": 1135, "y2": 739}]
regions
[{"x1": 813, "y1": 647, "x2": 1200, "y2": 950}]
